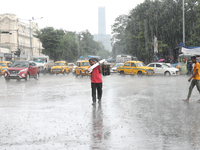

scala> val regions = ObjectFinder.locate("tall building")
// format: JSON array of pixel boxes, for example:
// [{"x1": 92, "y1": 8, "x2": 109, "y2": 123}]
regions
[
  {"x1": 0, "y1": 13, "x2": 43, "y2": 60},
  {"x1": 98, "y1": 7, "x2": 106, "y2": 35},
  {"x1": 94, "y1": 7, "x2": 111, "y2": 52}
]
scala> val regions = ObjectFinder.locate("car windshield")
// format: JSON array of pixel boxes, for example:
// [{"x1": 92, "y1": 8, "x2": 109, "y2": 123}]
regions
[
  {"x1": 136, "y1": 63, "x2": 145, "y2": 67},
  {"x1": 54, "y1": 63, "x2": 65, "y2": 66},
  {"x1": 114, "y1": 63, "x2": 123, "y2": 67},
  {"x1": 162, "y1": 64, "x2": 170, "y2": 68},
  {"x1": 0, "y1": 63, "x2": 7, "y2": 67},
  {"x1": 82, "y1": 62, "x2": 90, "y2": 66},
  {"x1": 32, "y1": 58, "x2": 45, "y2": 63},
  {"x1": 11, "y1": 61, "x2": 29, "y2": 67},
  {"x1": 68, "y1": 63, "x2": 74, "y2": 66}
]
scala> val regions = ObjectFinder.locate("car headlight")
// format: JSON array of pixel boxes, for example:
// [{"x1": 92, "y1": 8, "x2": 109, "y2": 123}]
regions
[{"x1": 18, "y1": 68, "x2": 28, "y2": 74}]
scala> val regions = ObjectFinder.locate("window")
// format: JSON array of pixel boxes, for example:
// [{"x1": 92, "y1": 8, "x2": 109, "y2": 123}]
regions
[
  {"x1": 149, "y1": 64, "x2": 154, "y2": 67},
  {"x1": 77, "y1": 62, "x2": 80, "y2": 67},
  {"x1": 156, "y1": 64, "x2": 162, "y2": 68},
  {"x1": 32, "y1": 63, "x2": 36, "y2": 66},
  {"x1": 124, "y1": 63, "x2": 130, "y2": 67},
  {"x1": 131, "y1": 63, "x2": 136, "y2": 67}
]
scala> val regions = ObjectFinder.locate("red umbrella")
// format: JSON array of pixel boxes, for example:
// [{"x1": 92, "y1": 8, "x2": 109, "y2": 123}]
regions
[{"x1": 158, "y1": 59, "x2": 165, "y2": 62}]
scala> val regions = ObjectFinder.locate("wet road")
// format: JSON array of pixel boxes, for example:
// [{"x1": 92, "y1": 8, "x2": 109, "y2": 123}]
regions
[{"x1": 1, "y1": 74, "x2": 200, "y2": 150}]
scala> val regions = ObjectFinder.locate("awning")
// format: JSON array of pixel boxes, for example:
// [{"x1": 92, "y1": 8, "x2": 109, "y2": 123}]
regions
[{"x1": 182, "y1": 47, "x2": 200, "y2": 55}]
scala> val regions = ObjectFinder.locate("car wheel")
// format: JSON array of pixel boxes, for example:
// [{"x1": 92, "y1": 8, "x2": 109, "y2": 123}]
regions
[
  {"x1": 5, "y1": 78, "x2": 10, "y2": 82},
  {"x1": 63, "y1": 70, "x2": 66, "y2": 75},
  {"x1": 137, "y1": 71, "x2": 143, "y2": 77},
  {"x1": 35, "y1": 72, "x2": 39, "y2": 80},
  {"x1": 80, "y1": 72, "x2": 83, "y2": 78},
  {"x1": 25, "y1": 73, "x2": 30, "y2": 81},
  {"x1": 43, "y1": 69, "x2": 46, "y2": 75},
  {"x1": 165, "y1": 71, "x2": 171, "y2": 76},
  {"x1": 120, "y1": 71, "x2": 125, "y2": 76}
]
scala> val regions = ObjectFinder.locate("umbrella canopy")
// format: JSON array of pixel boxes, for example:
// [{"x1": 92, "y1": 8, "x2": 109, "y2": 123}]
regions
[{"x1": 158, "y1": 59, "x2": 165, "y2": 62}]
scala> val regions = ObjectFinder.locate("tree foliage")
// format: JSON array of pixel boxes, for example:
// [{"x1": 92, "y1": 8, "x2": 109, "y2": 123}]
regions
[
  {"x1": 35, "y1": 28, "x2": 110, "y2": 62},
  {"x1": 112, "y1": 0, "x2": 200, "y2": 63}
]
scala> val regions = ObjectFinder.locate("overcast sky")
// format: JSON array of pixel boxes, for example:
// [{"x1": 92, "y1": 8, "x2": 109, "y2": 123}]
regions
[{"x1": 1, "y1": 0, "x2": 144, "y2": 35}]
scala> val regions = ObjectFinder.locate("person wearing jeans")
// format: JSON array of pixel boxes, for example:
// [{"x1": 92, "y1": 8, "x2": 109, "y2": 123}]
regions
[
  {"x1": 89, "y1": 59, "x2": 103, "y2": 105},
  {"x1": 183, "y1": 56, "x2": 200, "y2": 102}
]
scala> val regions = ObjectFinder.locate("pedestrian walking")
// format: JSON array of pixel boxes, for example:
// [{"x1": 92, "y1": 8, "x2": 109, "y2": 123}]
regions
[
  {"x1": 183, "y1": 56, "x2": 200, "y2": 102},
  {"x1": 89, "y1": 58, "x2": 103, "y2": 105}
]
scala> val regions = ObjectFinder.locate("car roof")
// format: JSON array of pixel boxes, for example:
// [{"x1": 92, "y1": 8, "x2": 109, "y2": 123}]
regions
[
  {"x1": 54, "y1": 61, "x2": 67, "y2": 63},
  {"x1": 0, "y1": 61, "x2": 11, "y2": 63},
  {"x1": 125, "y1": 61, "x2": 143, "y2": 63},
  {"x1": 15, "y1": 60, "x2": 33, "y2": 63},
  {"x1": 149, "y1": 62, "x2": 165, "y2": 64},
  {"x1": 77, "y1": 60, "x2": 89, "y2": 63}
]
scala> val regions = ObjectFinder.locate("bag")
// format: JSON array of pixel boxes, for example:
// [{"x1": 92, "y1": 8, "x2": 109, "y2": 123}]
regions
[{"x1": 102, "y1": 64, "x2": 110, "y2": 76}]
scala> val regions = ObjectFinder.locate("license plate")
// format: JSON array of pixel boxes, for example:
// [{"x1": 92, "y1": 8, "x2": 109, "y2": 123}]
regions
[{"x1": 10, "y1": 74, "x2": 18, "y2": 76}]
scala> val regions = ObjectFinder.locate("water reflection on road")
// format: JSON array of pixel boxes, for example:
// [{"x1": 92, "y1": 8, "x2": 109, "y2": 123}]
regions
[{"x1": 0, "y1": 74, "x2": 200, "y2": 149}]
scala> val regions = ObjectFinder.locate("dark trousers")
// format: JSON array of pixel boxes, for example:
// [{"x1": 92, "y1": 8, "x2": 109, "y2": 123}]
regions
[{"x1": 91, "y1": 83, "x2": 102, "y2": 102}]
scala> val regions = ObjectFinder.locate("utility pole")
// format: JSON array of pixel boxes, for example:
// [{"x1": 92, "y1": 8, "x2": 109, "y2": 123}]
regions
[
  {"x1": 19, "y1": 17, "x2": 43, "y2": 59},
  {"x1": 17, "y1": 29, "x2": 20, "y2": 60},
  {"x1": 183, "y1": 0, "x2": 185, "y2": 46},
  {"x1": 29, "y1": 19, "x2": 33, "y2": 58}
]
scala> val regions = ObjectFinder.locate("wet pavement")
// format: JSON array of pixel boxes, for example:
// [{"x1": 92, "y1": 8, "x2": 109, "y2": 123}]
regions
[{"x1": 1, "y1": 74, "x2": 200, "y2": 150}]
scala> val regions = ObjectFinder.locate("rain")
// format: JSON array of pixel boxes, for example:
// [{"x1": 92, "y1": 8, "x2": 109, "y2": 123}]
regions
[{"x1": 1, "y1": 0, "x2": 200, "y2": 150}]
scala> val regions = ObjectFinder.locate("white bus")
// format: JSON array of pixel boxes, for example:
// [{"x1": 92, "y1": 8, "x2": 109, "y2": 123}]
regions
[{"x1": 116, "y1": 55, "x2": 137, "y2": 63}]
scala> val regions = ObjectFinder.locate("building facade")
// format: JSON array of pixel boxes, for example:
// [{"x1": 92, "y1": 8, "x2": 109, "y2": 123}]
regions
[
  {"x1": 0, "y1": 14, "x2": 43, "y2": 60},
  {"x1": 93, "y1": 7, "x2": 111, "y2": 52}
]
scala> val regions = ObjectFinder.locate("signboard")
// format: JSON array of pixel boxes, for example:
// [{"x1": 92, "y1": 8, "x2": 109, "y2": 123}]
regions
[
  {"x1": 4, "y1": 53, "x2": 12, "y2": 58},
  {"x1": 154, "y1": 36, "x2": 158, "y2": 53}
]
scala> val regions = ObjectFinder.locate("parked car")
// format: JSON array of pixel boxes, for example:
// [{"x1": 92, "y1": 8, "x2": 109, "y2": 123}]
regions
[
  {"x1": 75, "y1": 60, "x2": 90, "y2": 77},
  {"x1": 4, "y1": 61, "x2": 39, "y2": 81},
  {"x1": 117, "y1": 61, "x2": 154, "y2": 76},
  {"x1": 0, "y1": 61, "x2": 12, "y2": 76},
  {"x1": 111, "y1": 63, "x2": 124, "y2": 73},
  {"x1": 147, "y1": 62, "x2": 179, "y2": 76},
  {"x1": 50, "y1": 61, "x2": 70, "y2": 75}
]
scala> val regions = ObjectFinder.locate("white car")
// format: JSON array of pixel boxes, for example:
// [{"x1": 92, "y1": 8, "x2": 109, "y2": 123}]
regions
[
  {"x1": 110, "y1": 63, "x2": 124, "y2": 73},
  {"x1": 147, "y1": 63, "x2": 179, "y2": 76}
]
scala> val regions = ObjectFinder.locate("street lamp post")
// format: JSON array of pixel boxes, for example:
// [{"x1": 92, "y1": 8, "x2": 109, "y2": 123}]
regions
[
  {"x1": 29, "y1": 19, "x2": 33, "y2": 57},
  {"x1": 19, "y1": 17, "x2": 43, "y2": 59},
  {"x1": 28, "y1": 17, "x2": 43, "y2": 58},
  {"x1": 183, "y1": 0, "x2": 185, "y2": 46}
]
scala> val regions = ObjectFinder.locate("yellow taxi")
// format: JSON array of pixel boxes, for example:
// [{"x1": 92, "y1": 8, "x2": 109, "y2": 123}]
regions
[
  {"x1": 68, "y1": 63, "x2": 75, "y2": 72},
  {"x1": 117, "y1": 61, "x2": 154, "y2": 76},
  {"x1": 75, "y1": 60, "x2": 90, "y2": 77},
  {"x1": 50, "y1": 61, "x2": 70, "y2": 75},
  {"x1": 0, "y1": 61, "x2": 12, "y2": 75}
]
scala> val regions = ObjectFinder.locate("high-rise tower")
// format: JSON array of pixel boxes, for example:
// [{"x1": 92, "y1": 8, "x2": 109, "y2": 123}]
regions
[
  {"x1": 98, "y1": 7, "x2": 106, "y2": 35},
  {"x1": 94, "y1": 7, "x2": 111, "y2": 52}
]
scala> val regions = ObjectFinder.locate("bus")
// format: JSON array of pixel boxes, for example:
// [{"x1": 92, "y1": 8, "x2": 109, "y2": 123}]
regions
[{"x1": 116, "y1": 55, "x2": 137, "y2": 63}]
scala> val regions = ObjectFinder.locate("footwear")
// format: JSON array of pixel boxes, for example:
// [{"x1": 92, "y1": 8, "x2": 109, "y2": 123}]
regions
[
  {"x1": 92, "y1": 102, "x2": 96, "y2": 105},
  {"x1": 98, "y1": 99, "x2": 101, "y2": 103}
]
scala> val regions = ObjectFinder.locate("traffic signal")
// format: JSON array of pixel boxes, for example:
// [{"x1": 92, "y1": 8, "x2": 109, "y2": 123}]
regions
[{"x1": 14, "y1": 49, "x2": 21, "y2": 57}]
